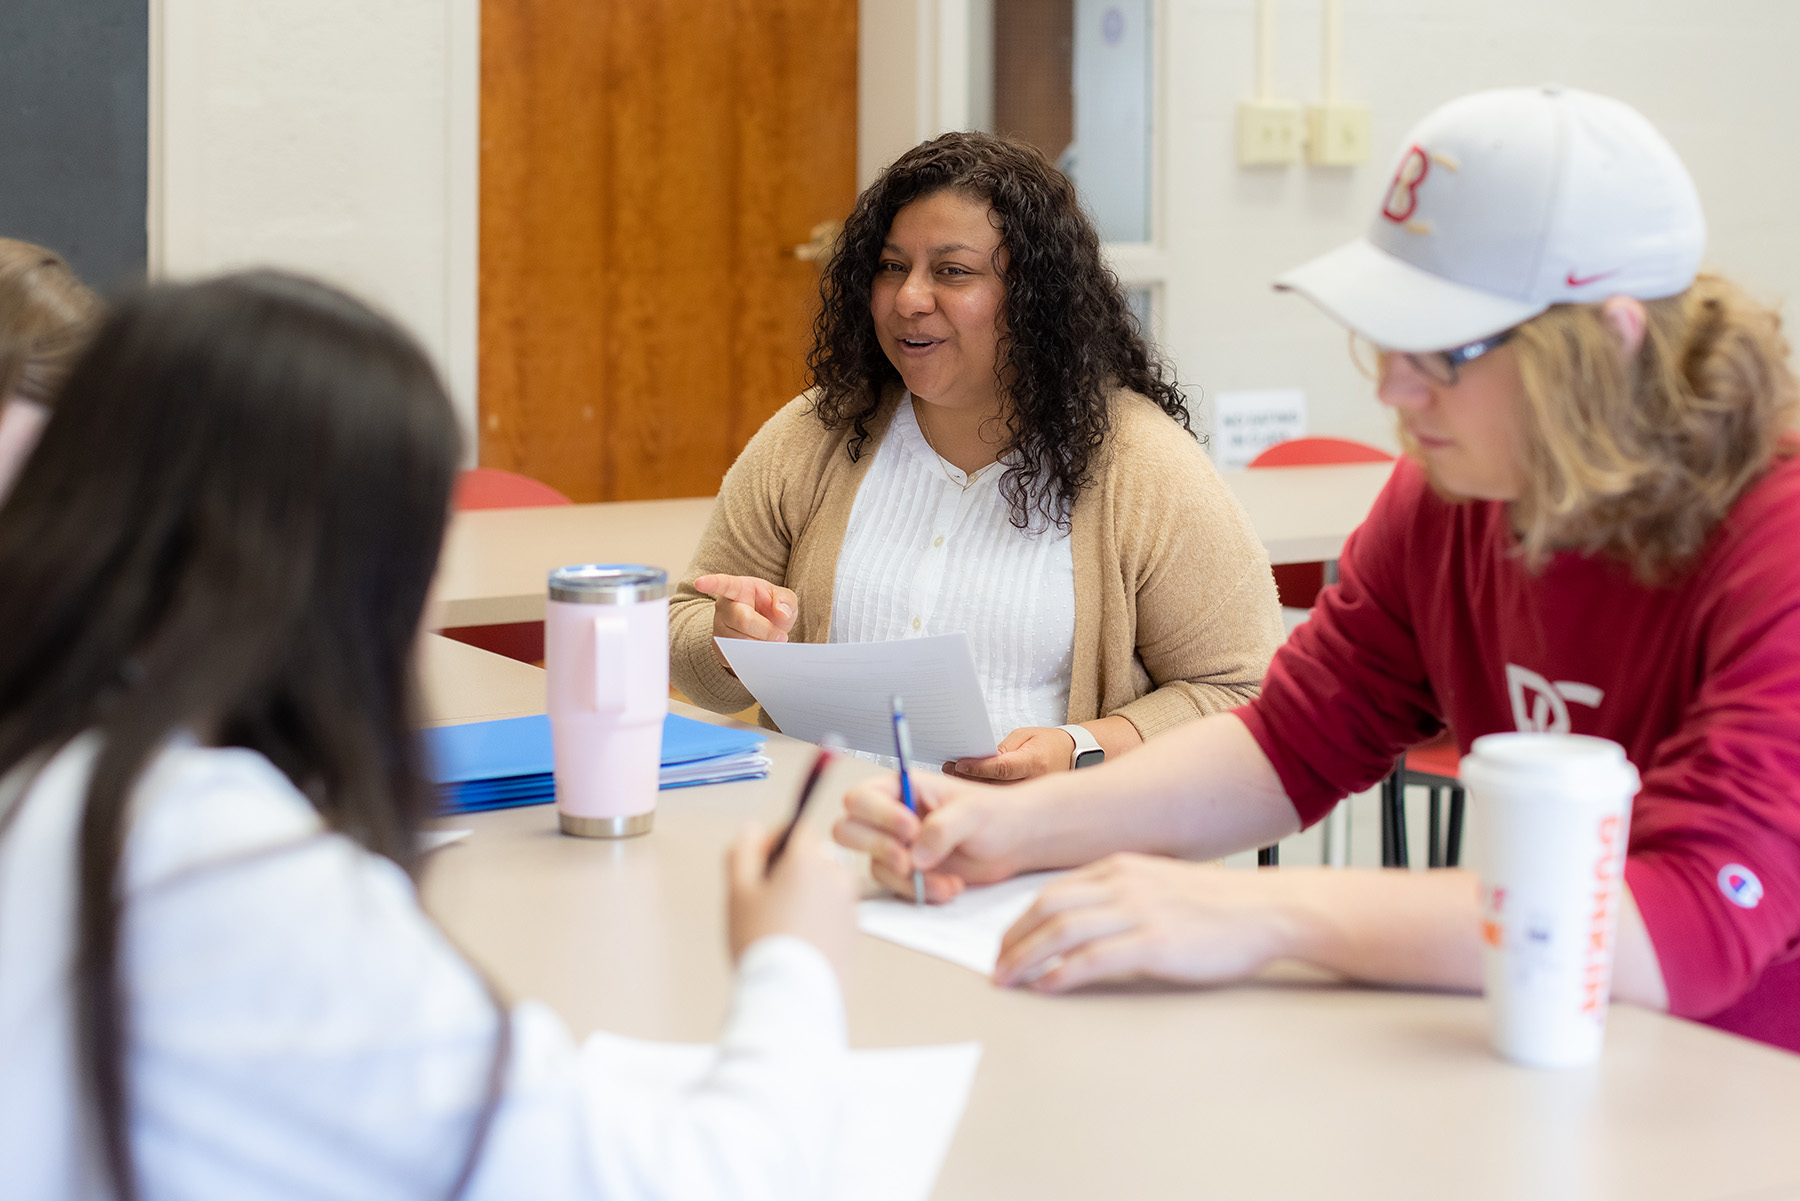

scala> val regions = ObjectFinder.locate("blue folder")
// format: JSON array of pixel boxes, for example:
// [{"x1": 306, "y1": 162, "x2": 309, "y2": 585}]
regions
[{"x1": 422, "y1": 713, "x2": 768, "y2": 814}]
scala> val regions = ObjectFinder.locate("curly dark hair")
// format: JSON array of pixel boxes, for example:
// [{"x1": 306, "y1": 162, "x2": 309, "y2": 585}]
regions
[{"x1": 806, "y1": 131, "x2": 1191, "y2": 530}]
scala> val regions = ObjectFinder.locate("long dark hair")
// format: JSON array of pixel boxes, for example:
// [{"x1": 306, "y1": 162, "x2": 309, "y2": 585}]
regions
[
  {"x1": 0, "y1": 272, "x2": 469, "y2": 1198},
  {"x1": 807, "y1": 130, "x2": 1190, "y2": 530}
]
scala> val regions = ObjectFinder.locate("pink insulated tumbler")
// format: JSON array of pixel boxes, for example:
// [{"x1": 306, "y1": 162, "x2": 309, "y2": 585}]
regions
[{"x1": 545, "y1": 564, "x2": 669, "y2": 838}]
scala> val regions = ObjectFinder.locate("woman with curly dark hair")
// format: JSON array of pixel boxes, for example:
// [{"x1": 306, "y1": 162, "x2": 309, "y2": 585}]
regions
[{"x1": 670, "y1": 132, "x2": 1283, "y2": 780}]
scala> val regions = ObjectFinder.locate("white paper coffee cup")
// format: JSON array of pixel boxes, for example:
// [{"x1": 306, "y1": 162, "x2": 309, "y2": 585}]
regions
[{"x1": 1460, "y1": 733, "x2": 1639, "y2": 1068}]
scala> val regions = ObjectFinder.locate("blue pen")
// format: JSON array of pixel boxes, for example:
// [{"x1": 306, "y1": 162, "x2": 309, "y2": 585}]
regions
[{"x1": 890, "y1": 695, "x2": 927, "y2": 905}]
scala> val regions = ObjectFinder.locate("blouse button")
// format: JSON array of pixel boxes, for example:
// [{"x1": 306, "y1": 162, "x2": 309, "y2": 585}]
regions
[
  {"x1": 912, "y1": 617, "x2": 921, "y2": 630},
  {"x1": 933, "y1": 535, "x2": 945, "y2": 547}
]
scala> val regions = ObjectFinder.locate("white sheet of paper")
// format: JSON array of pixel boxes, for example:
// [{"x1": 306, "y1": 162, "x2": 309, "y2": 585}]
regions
[
  {"x1": 715, "y1": 633, "x2": 997, "y2": 763},
  {"x1": 858, "y1": 871, "x2": 1069, "y2": 976},
  {"x1": 583, "y1": 1031, "x2": 981, "y2": 1201}
]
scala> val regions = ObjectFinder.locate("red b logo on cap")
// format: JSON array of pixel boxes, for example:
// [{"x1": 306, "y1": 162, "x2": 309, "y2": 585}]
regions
[{"x1": 1382, "y1": 145, "x2": 1430, "y2": 224}]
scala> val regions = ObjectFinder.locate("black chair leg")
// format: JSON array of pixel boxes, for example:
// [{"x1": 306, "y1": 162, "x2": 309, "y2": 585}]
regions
[
  {"x1": 1380, "y1": 764, "x2": 1409, "y2": 868},
  {"x1": 1427, "y1": 786, "x2": 1443, "y2": 869},
  {"x1": 1392, "y1": 784, "x2": 1410, "y2": 868},
  {"x1": 1382, "y1": 770, "x2": 1411, "y2": 864},
  {"x1": 1445, "y1": 786, "x2": 1466, "y2": 868},
  {"x1": 1258, "y1": 845, "x2": 1279, "y2": 867},
  {"x1": 1379, "y1": 772, "x2": 1395, "y2": 866}
]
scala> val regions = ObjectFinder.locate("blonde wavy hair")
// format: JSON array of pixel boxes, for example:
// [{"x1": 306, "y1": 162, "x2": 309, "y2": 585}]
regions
[
  {"x1": 0, "y1": 237, "x2": 102, "y2": 406},
  {"x1": 1454, "y1": 274, "x2": 1799, "y2": 581}
]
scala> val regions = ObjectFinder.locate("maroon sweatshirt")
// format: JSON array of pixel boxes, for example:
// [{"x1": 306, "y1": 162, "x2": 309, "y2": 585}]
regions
[{"x1": 1239, "y1": 455, "x2": 1800, "y2": 1052}]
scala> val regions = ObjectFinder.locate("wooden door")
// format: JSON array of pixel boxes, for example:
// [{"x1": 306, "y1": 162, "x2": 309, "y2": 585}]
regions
[
  {"x1": 480, "y1": 0, "x2": 857, "y2": 502},
  {"x1": 994, "y1": 0, "x2": 1073, "y2": 160}
]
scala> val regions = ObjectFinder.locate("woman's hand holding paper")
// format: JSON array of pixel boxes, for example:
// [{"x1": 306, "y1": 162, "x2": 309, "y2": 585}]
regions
[
  {"x1": 835, "y1": 771, "x2": 1034, "y2": 903},
  {"x1": 945, "y1": 726, "x2": 1073, "y2": 782},
  {"x1": 946, "y1": 717, "x2": 1142, "y2": 782}
]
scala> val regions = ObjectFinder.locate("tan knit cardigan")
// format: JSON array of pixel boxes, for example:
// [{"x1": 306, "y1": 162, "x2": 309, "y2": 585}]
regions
[{"x1": 670, "y1": 387, "x2": 1285, "y2": 741}]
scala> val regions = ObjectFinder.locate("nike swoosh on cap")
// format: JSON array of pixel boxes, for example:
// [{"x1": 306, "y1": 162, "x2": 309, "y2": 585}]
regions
[{"x1": 1565, "y1": 269, "x2": 1621, "y2": 287}]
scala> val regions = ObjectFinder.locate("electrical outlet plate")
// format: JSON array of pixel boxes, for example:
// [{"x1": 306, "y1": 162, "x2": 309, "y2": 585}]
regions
[
  {"x1": 1306, "y1": 102, "x2": 1372, "y2": 166},
  {"x1": 1237, "y1": 100, "x2": 1303, "y2": 166}
]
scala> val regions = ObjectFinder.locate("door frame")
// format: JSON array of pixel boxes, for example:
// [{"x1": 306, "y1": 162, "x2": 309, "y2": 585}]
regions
[{"x1": 859, "y1": 0, "x2": 1171, "y2": 345}]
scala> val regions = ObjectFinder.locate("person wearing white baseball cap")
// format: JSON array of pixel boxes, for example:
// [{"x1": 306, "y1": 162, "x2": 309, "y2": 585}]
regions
[
  {"x1": 1275, "y1": 85, "x2": 1706, "y2": 353},
  {"x1": 834, "y1": 86, "x2": 1800, "y2": 1054}
]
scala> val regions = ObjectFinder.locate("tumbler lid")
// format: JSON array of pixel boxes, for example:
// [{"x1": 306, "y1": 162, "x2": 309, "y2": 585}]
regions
[{"x1": 548, "y1": 564, "x2": 668, "y2": 604}]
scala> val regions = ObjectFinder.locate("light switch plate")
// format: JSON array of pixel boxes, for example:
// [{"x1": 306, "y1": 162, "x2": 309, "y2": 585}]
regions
[
  {"x1": 1306, "y1": 102, "x2": 1372, "y2": 166},
  {"x1": 1237, "y1": 100, "x2": 1304, "y2": 166}
]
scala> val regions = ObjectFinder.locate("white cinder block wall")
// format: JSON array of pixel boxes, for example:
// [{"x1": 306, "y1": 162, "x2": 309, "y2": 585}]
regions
[
  {"x1": 152, "y1": 1, "x2": 1800, "y2": 456},
  {"x1": 150, "y1": 0, "x2": 478, "y2": 448}
]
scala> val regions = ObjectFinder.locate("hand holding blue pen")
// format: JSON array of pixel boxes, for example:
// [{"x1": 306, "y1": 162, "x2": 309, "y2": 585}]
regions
[{"x1": 890, "y1": 696, "x2": 928, "y2": 905}]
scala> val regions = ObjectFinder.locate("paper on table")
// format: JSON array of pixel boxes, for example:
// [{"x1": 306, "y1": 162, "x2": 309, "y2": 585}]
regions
[
  {"x1": 715, "y1": 633, "x2": 997, "y2": 764},
  {"x1": 422, "y1": 829, "x2": 472, "y2": 853},
  {"x1": 858, "y1": 871, "x2": 1069, "y2": 976},
  {"x1": 657, "y1": 753, "x2": 773, "y2": 787},
  {"x1": 583, "y1": 1031, "x2": 981, "y2": 1201}
]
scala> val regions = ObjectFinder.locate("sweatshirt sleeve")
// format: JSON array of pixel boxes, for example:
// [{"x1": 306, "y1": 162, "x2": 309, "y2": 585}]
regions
[
  {"x1": 124, "y1": 753, "x2": 847, "y2": 1201},
  {"x1": 1235, "y1": 463, "x2": 1445, "y2": 827},
  {"x1": 668, "y1": 398, "x2": 813, "y2": 714},
  {"x1": 1620, "y1": 504, "x2": 1800, "y2": 1022},
  {"x1": 474, "y1": 937, "x2": 849, "y2": 1201}
]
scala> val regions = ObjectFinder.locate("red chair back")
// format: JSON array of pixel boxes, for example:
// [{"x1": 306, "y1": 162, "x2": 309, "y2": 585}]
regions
[
  {"x1": 455, "y1": 467, "x2": 573, "y2": 511},
  {"x1": 1248, "y1": 437, "x2": 1395, "y2": 468},
  {"x1": 1250, "y1": 438, "x2": 1395, "y2": 608},
  {"x1": 1403, "y1": 730, "x2": 1461, "y2": 780},
  {"x1": 442, "y1": 468, "x2": 573, "y2": 665}
]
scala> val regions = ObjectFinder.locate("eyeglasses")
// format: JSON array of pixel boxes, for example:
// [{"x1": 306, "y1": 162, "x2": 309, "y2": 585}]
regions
[{"x1": 1350, "y1": 327, "x2": 1517, "y2": 387}]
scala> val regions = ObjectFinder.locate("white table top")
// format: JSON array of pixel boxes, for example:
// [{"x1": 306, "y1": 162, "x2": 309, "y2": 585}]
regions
[
  {"x1": 429, "y1": 495, "x2": 717, "y2": 629},
  {"x1": 416, "y1": 635, "x2": 1800, "y2": 1201},
  {"x1": 1217, "y1": 460, "x2": 1396, "y2": 564},
  {"x1": 427, "y1": 462, "x2": 1395, "y2": 629}
]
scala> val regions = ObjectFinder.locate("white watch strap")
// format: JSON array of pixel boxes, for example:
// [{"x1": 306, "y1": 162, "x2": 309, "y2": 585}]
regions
[{"x1": 1057, "y1": 723, "x2": 1104, "y2": 768}]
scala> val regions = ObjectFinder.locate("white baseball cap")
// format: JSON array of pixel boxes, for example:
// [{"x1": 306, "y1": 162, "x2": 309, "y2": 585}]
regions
[{"x1": 1274, "y1": 86, "x2": 1706, "y2": 352}]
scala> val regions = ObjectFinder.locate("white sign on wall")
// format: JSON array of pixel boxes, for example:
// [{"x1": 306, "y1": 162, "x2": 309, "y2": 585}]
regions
[{"x1": 1211, "y1": 388, "x2": 1308, "y2": 469}]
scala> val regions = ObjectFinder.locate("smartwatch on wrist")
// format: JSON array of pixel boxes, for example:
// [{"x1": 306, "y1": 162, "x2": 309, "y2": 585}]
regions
[{"x1": 1057, "y1": 724, "x2": 1106, "y2": 770}]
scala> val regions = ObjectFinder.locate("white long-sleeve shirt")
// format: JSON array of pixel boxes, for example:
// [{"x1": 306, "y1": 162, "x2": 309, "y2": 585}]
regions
[
  {"x1": 831, "y1": 395, "x2": 1077, "y2": 742},
  {"x1": 0, "y1": 736, "x2": 847, "y2": 1200}
]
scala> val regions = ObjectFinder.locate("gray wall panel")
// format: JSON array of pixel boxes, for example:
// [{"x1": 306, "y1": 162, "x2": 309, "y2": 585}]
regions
[{"x1": 0, "y1": 0, "x2": 148, "y2": 290}]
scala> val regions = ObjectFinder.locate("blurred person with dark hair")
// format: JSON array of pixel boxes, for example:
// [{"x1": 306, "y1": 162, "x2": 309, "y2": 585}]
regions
[{"x1": 0, "y1": 271, "x2": 855, "y2": 1200}]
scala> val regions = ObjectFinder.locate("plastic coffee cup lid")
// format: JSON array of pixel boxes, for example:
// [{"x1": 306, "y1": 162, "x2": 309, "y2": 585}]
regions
[
  {"x1": 548, "y1": 564, "x2": 668, "y2": 604},
  {"x1": 1462, "y1": 732, "x2": 1634, "y2": 787}
]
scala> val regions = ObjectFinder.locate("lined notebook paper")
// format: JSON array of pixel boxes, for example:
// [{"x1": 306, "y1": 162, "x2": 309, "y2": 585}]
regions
[{"x1": 858, "y1": 872, "x2": 1069, "y2": 975}]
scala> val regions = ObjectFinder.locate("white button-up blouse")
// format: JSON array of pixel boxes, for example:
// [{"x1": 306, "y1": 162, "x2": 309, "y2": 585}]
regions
[{"x1": 829, "y1": 396, "x2": 1077, "y2": 745}]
